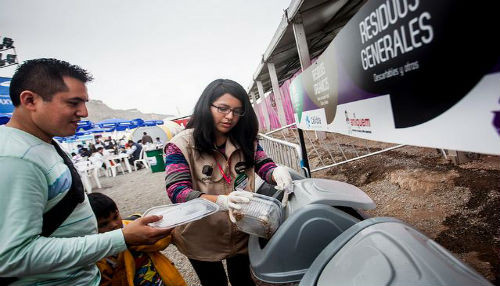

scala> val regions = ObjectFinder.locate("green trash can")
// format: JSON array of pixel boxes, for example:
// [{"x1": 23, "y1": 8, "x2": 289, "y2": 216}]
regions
[{"x1": 145, "y1": 148, "x2": 165, "y2": 173}]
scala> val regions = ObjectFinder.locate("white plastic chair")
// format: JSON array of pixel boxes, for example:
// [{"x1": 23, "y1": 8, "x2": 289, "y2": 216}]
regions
[
  {"x1": 74, "y1": 161, "x2": 94, "y2": 193},
  {"x1": 104, "y1": 158, "x2": 125, "y2": 177},
  {"x1": 89, "y1": 156, "x2": 107, "y2": 178},
  {"x1": 133, "y1": 148, "x2": 149, "y2": 171},
  {"x1": 75, "y1": 160, "x2": 102, "y2": 189}
]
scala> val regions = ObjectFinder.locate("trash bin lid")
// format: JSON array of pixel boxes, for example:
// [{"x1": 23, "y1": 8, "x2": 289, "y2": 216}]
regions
[
  {"x1": 143, "y1": 199, "x2": 219, "y2": 228},
  {"x1": 289, "y1": 179, "x2": 375, "y2": 214},
  {"x1": 314, "y1": 220, "x2": 493, "y2": 286}
]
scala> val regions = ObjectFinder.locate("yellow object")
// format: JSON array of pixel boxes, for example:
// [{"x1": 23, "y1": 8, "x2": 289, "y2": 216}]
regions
[
  {"x1": 159, "y1": 120, "x2": 183, "y2": 140},
  {"x1": 96, "y1": 220, "x2": 186, "y2": 286}
]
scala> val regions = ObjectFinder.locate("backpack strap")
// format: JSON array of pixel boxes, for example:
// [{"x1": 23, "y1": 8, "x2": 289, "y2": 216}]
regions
[{"x1": 41, "y1": 141, "x2": 85, "y2": 237}]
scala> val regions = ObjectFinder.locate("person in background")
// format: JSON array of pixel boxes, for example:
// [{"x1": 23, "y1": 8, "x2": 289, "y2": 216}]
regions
[
  {"x1": 119, "y1": 137, "x2": 126, "y2": 148},
  {"x1": 142, "y1": 132, "x2": 153, "y2": 144},
  {"x1": 165, "y1": 79, "x2": 293, "y2": 286},
  {"x1": 91, "y1": 146, "x2": 113, "y2": 169},
  {"x1": 88, "y1": 193, "x2": 186, "y2": 286},
  {"x1": 155, "y1": 136, "x2": 163, "y2": 148},
  {"x1": 104, "y1": 136, "x2": 115, "y2": 150},
  {"x1": 127, "y1": 139, "x2": 144, "y2": 169},
  {"x1": 95, "y1": 137, "x2": 104, "y2": 149},
  {"x1": 78, "y1": 144, "x2": 91, "y2": 157},
  {"x1": 0, "y1": 58, "x2": 171, "y2": 285},
  {"x1": 71, "y1": 152, "x2": 84, "y2": 163},
  {"x1": 88, "y1": 142, "x2": 97, "y2": 154}
]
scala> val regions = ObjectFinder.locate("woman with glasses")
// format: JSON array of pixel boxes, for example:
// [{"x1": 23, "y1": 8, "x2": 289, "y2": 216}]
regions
[{"x1": 164, "y1": 79, "x2": 292, "y2": 286}]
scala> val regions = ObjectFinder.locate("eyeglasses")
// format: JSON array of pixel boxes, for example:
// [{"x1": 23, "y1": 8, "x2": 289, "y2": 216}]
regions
[{"x1": 211, "y1": 104, "x2": 245, "y2": 117}]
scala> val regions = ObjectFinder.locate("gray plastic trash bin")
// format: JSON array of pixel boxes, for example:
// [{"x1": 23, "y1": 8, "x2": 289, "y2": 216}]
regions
[
  {"x1": 249, "y1": 178, "x2": 375, "y2": 284},
  {"x1": 300, "y1": 217, "x2": 494, "y2": 286}
]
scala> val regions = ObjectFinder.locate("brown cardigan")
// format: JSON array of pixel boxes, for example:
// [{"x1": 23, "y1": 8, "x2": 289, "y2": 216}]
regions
[{"x1": 169, "y1": 129, "x2": 256, "y2": 261}]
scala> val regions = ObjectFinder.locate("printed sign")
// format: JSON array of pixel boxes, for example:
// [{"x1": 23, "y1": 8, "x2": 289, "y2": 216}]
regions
[
  {"x1": 0, "y1": 77, "x2": 14, "y2": 114},
  {"x1": 147, "y1": 156, "x2": 157, "y2": 166},
  {"x1": 290, "y1": 0, "x2": 500, "y2": 154}
]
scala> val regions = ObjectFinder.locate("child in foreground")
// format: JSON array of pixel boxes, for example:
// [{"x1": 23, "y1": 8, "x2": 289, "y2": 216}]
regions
[{"x1": 88, "y1": 193, "x2": 186, "y2": 286}]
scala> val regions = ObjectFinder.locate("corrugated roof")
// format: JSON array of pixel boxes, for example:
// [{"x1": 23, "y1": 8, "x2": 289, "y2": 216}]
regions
[{"x1": 248, "y1": 0, "x2": 366, "y2": 99}]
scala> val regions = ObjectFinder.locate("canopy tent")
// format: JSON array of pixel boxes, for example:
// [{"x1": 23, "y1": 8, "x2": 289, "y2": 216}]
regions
[
  {"x1": 170, "y1": 116, "x2": 190, "y2": 128},
  {"x1": 159, "y1": 120, "x2": 183, "y2": 140},
  {"x1": 131, "y1": 126, "x2": 168, "y2": 144},
  {"x1": 0, "y1": 113, "x2": 11, "y2": 125},
  {"x1": 76, "y1": 120, "x2": 94, "y2": 131},
  {"x1": 96, "y1": 118, "x2": 135, "y2": 131},
  {"x1": 96, "y1": 118, "x2": 163, "y2": 131},
  {"x1": 54, "y1": 134, "x2": 95, "y2": 155},
  {"x1": 75, "y1": 126, "x2": 114, "y2": 136},
  {"x1": 58, "y1": 135, "x2": 79, "y2": 143},
  {"x1": 54, "y1": 118, "x2": 168, "y2": 144},
  {"x1": 0, "y1": 77, "x2": 14, "y2": 125},
  {"x1": 143, "y1": 119, "x2": 164, "y2": 127},
  {"x1": 131, "y1": 118, "x2": 145, "y2": 128}
]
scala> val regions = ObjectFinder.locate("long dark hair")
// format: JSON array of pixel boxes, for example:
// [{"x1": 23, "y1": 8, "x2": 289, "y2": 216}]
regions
[{"x1": 187, "y1": 79, "x2": 258, "y2": 167}]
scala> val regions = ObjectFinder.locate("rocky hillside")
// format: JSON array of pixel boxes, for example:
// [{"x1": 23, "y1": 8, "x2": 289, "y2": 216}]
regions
[{"x1": 85, "y1": 100, "x2": 172, "y2": 122}]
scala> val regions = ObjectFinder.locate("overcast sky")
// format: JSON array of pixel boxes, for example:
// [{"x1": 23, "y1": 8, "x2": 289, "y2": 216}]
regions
[{"x1": 0, "y1": 0, "x2": 290, "y2": 117}]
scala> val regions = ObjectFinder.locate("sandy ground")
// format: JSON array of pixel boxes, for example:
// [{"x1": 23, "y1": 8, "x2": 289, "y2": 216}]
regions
[{"x1": 91, "y1": 141, "x2": 499, "y2": 286}]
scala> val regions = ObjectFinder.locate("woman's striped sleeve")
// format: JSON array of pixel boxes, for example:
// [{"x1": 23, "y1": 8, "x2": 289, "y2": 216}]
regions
[
  {"x1": 165, "y1": 143, "x2": 202, "y2": 203},
  {"x1": 254, "y1": 143, "x2": 277, "y2": 183}
]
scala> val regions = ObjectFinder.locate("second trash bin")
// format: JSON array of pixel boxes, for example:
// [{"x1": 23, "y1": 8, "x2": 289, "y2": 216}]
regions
[{"x1": 145, "y1": 148, "x2": 165, "y2": 173}]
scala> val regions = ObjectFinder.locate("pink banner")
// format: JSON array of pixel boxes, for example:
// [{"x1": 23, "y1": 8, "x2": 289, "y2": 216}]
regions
[
  {"x1": 264, "y1": 93, "x2": 281, "y2": 129},
  {"x1": 253, "y1": 61, "x2": 316, "y2": 131},
  {"x1": 254, "y1": 102, "x2": 267, "y2": 131},
  {"x1": 278, "y1": 80, "x2": 296, "y2": 125}
]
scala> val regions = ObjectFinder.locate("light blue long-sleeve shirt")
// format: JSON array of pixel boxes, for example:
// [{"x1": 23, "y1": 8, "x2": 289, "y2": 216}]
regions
[{"x1": 0, "y1": 126, "x2": 127, "y2": 285}]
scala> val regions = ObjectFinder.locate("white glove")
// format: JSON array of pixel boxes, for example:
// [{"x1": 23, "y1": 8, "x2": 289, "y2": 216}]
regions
[
  {"x1": 216, "y1": 190, "x2": 254, "y2": 223},
  {"x1": 272, "y1": 166, "x2": 293, "y2": 191},
  {"x1": 215, "y1": 190, "x2": 253, "y2": 211}
]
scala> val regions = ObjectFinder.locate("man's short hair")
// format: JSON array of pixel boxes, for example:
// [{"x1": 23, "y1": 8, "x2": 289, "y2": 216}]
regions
[
  {"x1": 143, "y1": 132, "x2": 147, "y2": 135},
  {"x1": 9, "y1": 58, "x2": 93, "y2": 106},
  {"x1": 87, "y1": 193, "x2": 118, "y2": 220}
]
